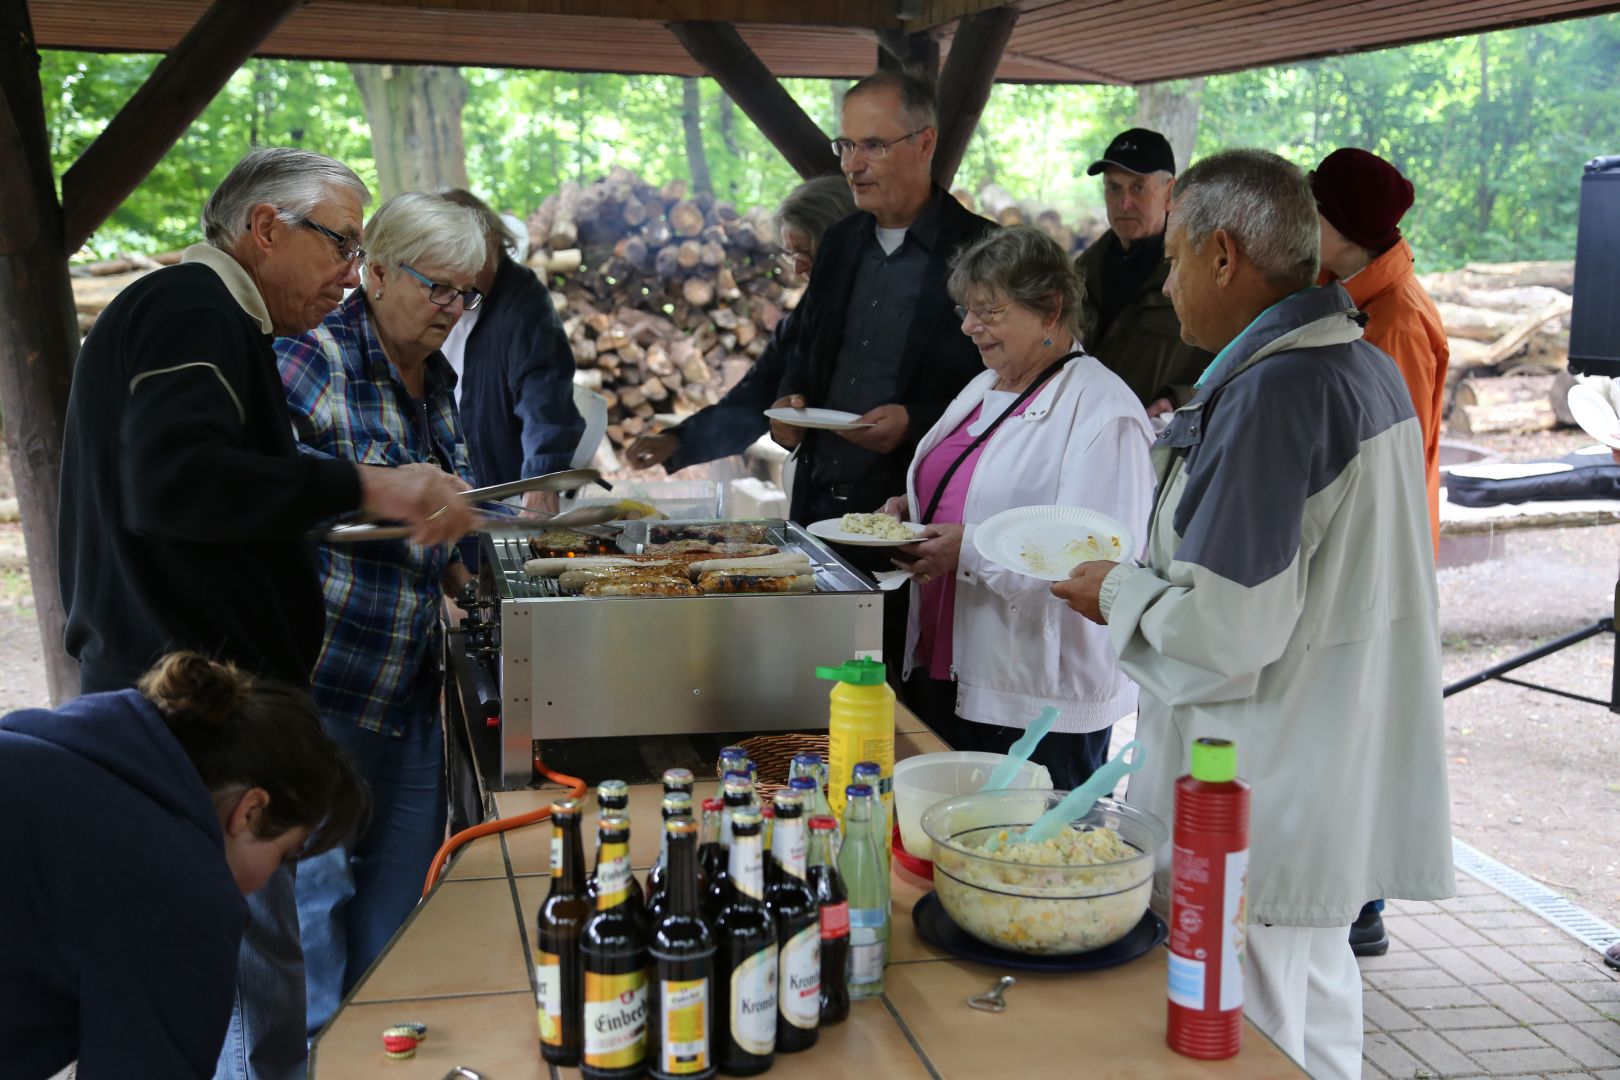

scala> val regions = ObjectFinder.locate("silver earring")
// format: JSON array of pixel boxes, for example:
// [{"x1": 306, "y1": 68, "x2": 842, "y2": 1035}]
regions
[
  {"x1": 1042, "y1": 336, "x2": 1053, "y2": 347},
  {"x1": 374, "y1": 291, "x2": 382, "y2": 300}
]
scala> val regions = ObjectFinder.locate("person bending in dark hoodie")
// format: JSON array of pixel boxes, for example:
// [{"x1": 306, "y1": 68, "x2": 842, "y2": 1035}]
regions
[{"x1": 0, "y1": 652, "x2": 367, "y2": 1080}]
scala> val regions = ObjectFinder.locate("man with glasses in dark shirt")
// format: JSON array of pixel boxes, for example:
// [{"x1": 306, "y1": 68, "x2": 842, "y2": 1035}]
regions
[{"x1": 772, "y1": 70, "x2": 997, "y2": 537}]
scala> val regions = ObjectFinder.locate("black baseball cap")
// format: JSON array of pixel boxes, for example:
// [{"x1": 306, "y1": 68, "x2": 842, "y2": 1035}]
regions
[{"x1": 1086, "y1": 128, "x2": 1176, "y2": 176}]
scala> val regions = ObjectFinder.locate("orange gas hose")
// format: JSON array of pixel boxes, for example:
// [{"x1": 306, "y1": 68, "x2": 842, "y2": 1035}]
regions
[{"x1": 421, "y1": 751, "x2": 588, "y2": 898}]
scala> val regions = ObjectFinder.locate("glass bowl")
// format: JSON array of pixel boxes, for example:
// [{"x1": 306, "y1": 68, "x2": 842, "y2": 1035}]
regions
[{"x1": 920, "y1": 789, "x2": 1167, "y2": 956}]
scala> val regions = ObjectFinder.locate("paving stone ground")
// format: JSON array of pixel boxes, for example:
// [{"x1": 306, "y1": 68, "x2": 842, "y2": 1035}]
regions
[{"x1": 1360, "y1": 872, "x2": 1620, "y2": 1079}]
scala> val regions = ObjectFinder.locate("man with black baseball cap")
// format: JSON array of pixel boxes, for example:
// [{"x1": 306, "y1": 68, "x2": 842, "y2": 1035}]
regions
[{"x1": 1075, "y1": 127, "x2": 1211, "y2": 417}]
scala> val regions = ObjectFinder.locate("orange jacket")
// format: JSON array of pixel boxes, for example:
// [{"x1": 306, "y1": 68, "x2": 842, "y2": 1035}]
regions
[{"x1": 1323, "y1": 240, "x2": 1448, "y2": 553}]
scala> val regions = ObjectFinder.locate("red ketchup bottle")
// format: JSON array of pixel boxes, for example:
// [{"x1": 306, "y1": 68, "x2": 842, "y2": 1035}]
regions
[{"x1": 1167, "y1": 737, "x2": 1250, "y2": 1060}]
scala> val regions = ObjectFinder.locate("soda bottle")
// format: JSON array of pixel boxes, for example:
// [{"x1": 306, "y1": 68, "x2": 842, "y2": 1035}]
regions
[
  {"x1": 713, "y1": 808, "x2": 777, "y2": 1075},
  {"x1": 647, "y1": 791, "x2": 696, "y2": 924},
  {"x1": 650, "y1": 817, "x2": 715, "y2": 1080},
  {"x1": 581, "y1": 812, "x2": 649, "y2": 1079},
  {"x1": 766, "y1": 790, "x2": 820, "y2": 1052},
  {"x1": 852, "y1": 760, "x2": 892, "y2": 872},
  {"x1": 714, "y1": 747, "x2": 748, "y2": 804},
  {"x1": 788, "y1": 754, "x2": 833, "y2": 821},
  {"x1": 1167, "y1": 737, "x2": 1250, "y2": 1061},
  {"x1": 806, "y1": 816, "x2": 849, "y2": 1024},
  {"x1": 838, "y1": 783, "x2": 888, "y2": 999},
  {"x1": 537, "y1": 798, "x2": 590, "y2": 1065}
]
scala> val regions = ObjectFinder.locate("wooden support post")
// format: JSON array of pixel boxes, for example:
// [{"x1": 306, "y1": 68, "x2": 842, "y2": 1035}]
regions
[
  {"x1": 933, "y1": 6, "x2": 1018, "y2": 189},
  {"x1": 877, "y1": 28, "x2": 941, "y2": 82},
  {"x1": 667, "y1": 21, "x2": 840, "y2": 181},
  {"x1": 60, "y1": 0, "x2": 304, "y2": 254},
  {"x1": 0, "y1": 0, "x2": 81, "y2": 703}
]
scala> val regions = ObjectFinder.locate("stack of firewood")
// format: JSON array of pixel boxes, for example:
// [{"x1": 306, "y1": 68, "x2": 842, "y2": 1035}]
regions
[
  {"x1": 1420, "y1": 261, "x2": 1578, "y2": 436},
  {"x1": 525, "y1": 166, "x2": 794, "y2": 448}
]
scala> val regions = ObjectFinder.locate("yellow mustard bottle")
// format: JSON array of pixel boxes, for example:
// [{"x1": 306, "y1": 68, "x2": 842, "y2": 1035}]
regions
[{"x1": 818, "y1": 658, "x2": 895, "y2": 839}]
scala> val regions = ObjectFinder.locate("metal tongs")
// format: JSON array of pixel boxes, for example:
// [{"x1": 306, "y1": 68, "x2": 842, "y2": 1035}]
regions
[{"x1": 322, "y1": 468, "x2": 615, "y2": 543}]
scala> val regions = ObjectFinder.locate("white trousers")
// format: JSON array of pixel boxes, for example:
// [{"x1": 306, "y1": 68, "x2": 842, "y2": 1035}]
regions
[{"x1": 1244, "y1": 923, "x2": 1364, "y2": 1080}]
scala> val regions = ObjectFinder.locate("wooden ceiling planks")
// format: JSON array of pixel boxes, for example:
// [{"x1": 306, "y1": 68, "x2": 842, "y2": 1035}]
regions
[{"x1": 26, "y1": 0, "x2": 1620, "y2": 84}]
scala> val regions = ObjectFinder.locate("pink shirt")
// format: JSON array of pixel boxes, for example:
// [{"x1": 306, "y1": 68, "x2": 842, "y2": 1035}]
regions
[{"x1": 911, "y1": 390, "x2": 1035, "y2": 679}]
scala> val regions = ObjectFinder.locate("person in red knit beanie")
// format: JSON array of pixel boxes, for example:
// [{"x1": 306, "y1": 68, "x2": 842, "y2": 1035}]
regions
[{"x1": 1312, "y1": 147, "x2": 1450, "y2": 961}]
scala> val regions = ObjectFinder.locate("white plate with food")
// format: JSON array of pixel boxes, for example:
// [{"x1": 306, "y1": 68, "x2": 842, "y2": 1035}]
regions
[
  {"x1": 973, "y1": 506, "x2": 1132, "y2": 582},
  {"x1": 807, "y1": 514, "x2": 927, "y2": 547},
  {"x1": 1566, "y1": 382, "x2": 1620, "y2": 450},
  {"x1": 763, "y1": 407, "x2": 875, "y2": 431}
]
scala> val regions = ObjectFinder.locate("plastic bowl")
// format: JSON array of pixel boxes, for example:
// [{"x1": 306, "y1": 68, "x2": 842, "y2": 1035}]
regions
[
  {"x1": 893, "y1": 751, "x2": 1051, "y2": 861},
  {"x1": 921, "y1": 790, "x2": 1167, "y2": 956}
]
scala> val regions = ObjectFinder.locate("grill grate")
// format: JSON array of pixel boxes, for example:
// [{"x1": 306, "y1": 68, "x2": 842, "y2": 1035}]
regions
[{"x1": 1452, "y1": 837, "x2": 1620, "y2": 953}]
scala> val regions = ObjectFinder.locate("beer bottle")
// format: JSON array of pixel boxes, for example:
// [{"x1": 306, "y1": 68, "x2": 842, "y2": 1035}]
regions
[
  {"x1": 705, "y1": 773, "x2": 752, "y2": 924},
  {"x1": 760, "y1": 802, "x2": 778, "y2": 891},
  {"x1": 766, "y1": 790, "x2": 820, "y2": 1052},
  {"x1": 537, "y1": 798, "x2": 591, "y2": 1065},
  {"x1": 581, "y1": 812, "x2": 649, "y2": 1079},
  {"x1": 588, "y1": 780, "x2": 646, "y2": 917},
  {"x1": 713, "y1": 808, "x2": 776, "y2": 1076},
  {"x1": 663, "y1": 767, "x2": 696, "y2": 797},
  {"x1": 714, "y1": 746, "x2": 748, "y2": 804},
  {"x1": 650, "y1": 817, "x2": 716, "y2": 1080},
  {"x1": 839, "y1": 784, "x2": 888, "y2": 1000},
  {"x1": 647, "y1": 791, "x2": 696, "y2": 924},
  {"x1": 806, "y1": 815, "x2": 849, "y2": 1025}
]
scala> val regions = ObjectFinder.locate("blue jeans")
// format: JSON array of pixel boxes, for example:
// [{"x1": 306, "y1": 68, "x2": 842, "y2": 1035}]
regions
[
  {"x1": 297, "y1": 690, "x2": 447, "y2": 1036},
  {"x1": 213, "y1": 864, "x2": 307, "y2": 1080}
]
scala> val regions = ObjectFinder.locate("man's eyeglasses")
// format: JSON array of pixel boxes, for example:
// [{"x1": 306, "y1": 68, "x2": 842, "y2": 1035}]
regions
[
  {"x1": 775, "y1": 248, "x2": 813, "y2": 275},
  {"x1": 398, "y1": 263, "x2": 484, "y2": 311},
  {"x1": 955, "y1": 303, "x2": 1012, "y2": 325},
  {"x1": 830, "y1": 129, "x2": 926, "y2": 160},
  {"x1": 280, "y1": 209, "x2": 365, "y2": 263}
]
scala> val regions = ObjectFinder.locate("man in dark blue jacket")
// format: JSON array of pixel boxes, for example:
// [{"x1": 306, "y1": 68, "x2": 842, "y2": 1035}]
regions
[{"x1": 440, "y1": 190, "x2": 585, "y2": 509}]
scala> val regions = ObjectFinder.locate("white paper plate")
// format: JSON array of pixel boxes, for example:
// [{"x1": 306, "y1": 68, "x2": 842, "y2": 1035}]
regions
[
  {"x1": 806, "y1": 517, "x2": 926, "y2": 547},
  {"x1": 1566, "y1": 384, "x2": 1620, "y2": 450},
  {"x1": 973, "y1": 506, "x2": 1132, "y2": 582},
  {"x1": 764, "y1": 407, "x2": 874, "y2": 431}
]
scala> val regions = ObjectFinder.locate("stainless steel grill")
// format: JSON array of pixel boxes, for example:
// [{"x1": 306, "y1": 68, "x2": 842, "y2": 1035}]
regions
[{"x1": 475, "y1": 520, "x2": 883, "y2": 787}]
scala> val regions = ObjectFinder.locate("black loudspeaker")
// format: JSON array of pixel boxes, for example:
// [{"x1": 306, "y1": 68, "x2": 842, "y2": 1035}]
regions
[{"x1": 1569, "y1": 154, "x2": 1620, "y2": 376}]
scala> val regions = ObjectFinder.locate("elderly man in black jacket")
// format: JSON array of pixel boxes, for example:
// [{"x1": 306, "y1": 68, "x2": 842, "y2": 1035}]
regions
[{"x1": 772, "y1": 70, "x2": 998, "y2": 528}]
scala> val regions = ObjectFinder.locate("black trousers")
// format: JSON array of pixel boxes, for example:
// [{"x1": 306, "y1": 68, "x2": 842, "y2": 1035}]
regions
[{"x1": 903, "y1": 672, "x2": 1112, "y2": 791}]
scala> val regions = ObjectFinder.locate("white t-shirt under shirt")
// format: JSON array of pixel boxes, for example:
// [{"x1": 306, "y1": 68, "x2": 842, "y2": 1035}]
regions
[
  {"x1": 875, "y1": 226, "x2": 907, "y2": 256},
  {"x1": 439, "y1": 303, "x2": 483, "y2": 407}
]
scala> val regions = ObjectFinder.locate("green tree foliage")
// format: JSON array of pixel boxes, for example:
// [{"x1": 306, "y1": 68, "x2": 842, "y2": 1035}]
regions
[{"x1": 40, "y1": 12, "x2": 1620, "y2": 270}]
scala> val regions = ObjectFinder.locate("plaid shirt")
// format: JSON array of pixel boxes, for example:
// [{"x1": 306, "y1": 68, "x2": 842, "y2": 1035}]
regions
[{"x1": 275, "y1": 292, "x2": 474, "y2": 735}]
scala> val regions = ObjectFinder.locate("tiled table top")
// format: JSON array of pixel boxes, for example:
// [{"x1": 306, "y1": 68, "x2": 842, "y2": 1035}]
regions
[{"x1": 312, "y1": 710, "x2": 1304, "y2": 1078}]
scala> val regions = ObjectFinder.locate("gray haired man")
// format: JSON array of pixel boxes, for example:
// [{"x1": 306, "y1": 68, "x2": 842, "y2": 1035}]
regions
[
  {"x1": 58, "y1": 147, "x2": 476, "y2": 1080},
  {"x1": 1054, "y1": 149, "x2": 1452, "y2": 1078}
]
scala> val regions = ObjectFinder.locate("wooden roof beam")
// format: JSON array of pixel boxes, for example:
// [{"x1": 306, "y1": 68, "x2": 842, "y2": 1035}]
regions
[
  {"x1": 932, "y1": 4, "x2": 1017, "y2": 187},
  {"x1": 59, "y1": 0, "x2": 304, "y2": 255},
  {"x1": 667, "y1": 21, "x2": 840, "y2": 180}
]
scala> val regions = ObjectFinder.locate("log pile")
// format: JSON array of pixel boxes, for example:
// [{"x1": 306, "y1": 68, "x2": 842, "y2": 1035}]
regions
[
  {"x1": 522, "y1": 166, "x2": 796, "y2": 449},
  {"x1": 1419, "y1": 261, "x2": 1579, "y2": 437}
]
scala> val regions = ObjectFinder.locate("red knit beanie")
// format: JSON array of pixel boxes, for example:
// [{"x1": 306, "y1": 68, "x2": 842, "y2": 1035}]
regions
[{"x1": 1310, "y1": 148, "x2": 1414, "y2": 252}]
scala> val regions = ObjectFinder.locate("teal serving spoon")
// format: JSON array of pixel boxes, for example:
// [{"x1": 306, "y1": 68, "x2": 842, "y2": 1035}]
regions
[
  {"x1": 979, "y1": 706, "x2": 1060, "y2": 793},
  {"x1": 989, "y1": 740, "x2": 1144, "y2": 851}
]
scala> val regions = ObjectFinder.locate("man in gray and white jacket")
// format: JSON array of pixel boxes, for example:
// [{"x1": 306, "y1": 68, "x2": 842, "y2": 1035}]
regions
[{"x1": 1055, "y1": 148, "x2": 1453, "y2": 1080}]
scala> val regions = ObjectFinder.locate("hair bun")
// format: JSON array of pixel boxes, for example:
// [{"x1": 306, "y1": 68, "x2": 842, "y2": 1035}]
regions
[{"x1": 138, "y1": 652, "x2": 252, "y2": 727}]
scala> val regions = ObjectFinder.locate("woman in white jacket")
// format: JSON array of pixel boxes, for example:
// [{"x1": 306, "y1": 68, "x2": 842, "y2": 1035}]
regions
[{"x1": 883, "y1": 226, "x2": 1155, "y2": 788}]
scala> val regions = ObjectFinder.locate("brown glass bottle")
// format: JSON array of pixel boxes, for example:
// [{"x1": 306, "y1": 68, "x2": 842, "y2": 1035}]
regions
[
  {"x1": 703, "y1": 773, "x2": 752, "y2": 925},
  {"x1": 649, "y1": 817, "x2": 716, "y2": 1080},
  {"x1": 663, "y1": 767, "x2": 696, "y2": 797},
  {"x1": 713, "y1": 808, "x2": 776, "y2": 1076},
  {"x1": 647, "y1": 791, "x2": 698, "y2": 925},
  {"x1": 588, "y1": 780, "x2": 646, "y2": 917},
  {"x1": 581, "y1": 812, "x2": 650, "y2": 1079},
  {"x1": 766, "y1": 790, "x2": 820, "y2": 1052},
  {"x1": 537, "y1": 799, "x2": 590, "y2": 1065}
]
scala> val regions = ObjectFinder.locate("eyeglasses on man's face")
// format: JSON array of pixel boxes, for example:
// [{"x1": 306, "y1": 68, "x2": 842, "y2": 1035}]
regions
[
  {"x1": 776, "y1": 248, "x2": 814, "y2": 275},
  {"x1": 830, "y1": 128, "x2": 926, "y2": 161},
  {"x1": 398, "y1": 263, "x2": 484, "y2": 311},
  {"x1": 280, "y1": 209, "x2": 365, "y2": 263},
  {"x1": 955, "y1": 302, "x2": 1013, "y2": 325}
]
